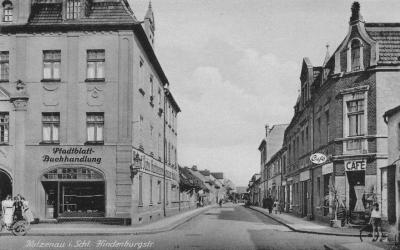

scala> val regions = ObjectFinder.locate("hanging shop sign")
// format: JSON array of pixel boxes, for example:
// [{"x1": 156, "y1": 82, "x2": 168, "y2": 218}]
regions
[
  {"x1": 300, "y1": 170, "x2": 310, "y2": 181},
  {"x1": 132, "y1": 150, "x2": 179, "y2": 181},
  {"x1": 42, "y1": 147, "x2": 102, "y2": 165},
  {"x1": 345, "y1": 160, "x2": 366, "y2": 171},
  {"x1": 322, "y1": 163, "x2": 333, "y2": 175},
  {"x1": 310, "y1": 153, "x2": 327, "y2": 164}
]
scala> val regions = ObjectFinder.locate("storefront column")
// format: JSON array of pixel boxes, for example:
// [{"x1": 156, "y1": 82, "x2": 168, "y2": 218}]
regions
[{"x1": 10, "y1": 82, "x2": 29, "y2": 195}]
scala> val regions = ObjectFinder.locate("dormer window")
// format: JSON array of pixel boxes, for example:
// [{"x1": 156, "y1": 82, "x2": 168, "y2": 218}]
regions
[
  {"x1": 351, "y1": 39, "x2": 361, "y2": 71},
  {"x1": 2, "y1": 0, "x2": 12, "y2": 22},
  {"x1": 347, "y1": 39, "x2": 364, "y2": 72},
  {"x1": 66, "y1": 0, "x2": 81, "y2": 20}
]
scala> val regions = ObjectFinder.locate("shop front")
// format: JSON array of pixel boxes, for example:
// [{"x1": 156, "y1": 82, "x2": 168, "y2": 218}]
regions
[
  {"x1": 41, "y1": 166, "x2": 105, "y2": 218},
  {"x1": 344, "y1": 159, "x2": 371, "y2": 224}
]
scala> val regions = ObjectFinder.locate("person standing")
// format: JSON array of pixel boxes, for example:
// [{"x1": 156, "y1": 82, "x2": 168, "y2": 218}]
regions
[
  {"x1": 1, "y1": 195, "x2": 14, "y2": 228},
  {"x1": 13, "y1": 195, "x2": 24, "y2": 221},
  {"x1": 21, "y1": 196, "x2": 34, "y2": 224},
  {"x1": 273, "y1": 199, "x2": 280, "y2": 214},
  {"x1": 266, "y1": 196, "x2": 273, "y2": 214},
  {"x1": 369, "y1": 203, "x2": 382, "y2": 242}
]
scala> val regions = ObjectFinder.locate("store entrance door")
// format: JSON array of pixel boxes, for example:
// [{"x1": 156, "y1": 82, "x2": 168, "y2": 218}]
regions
[
  {"x1": 0, "y1": 169, "x2": 12, "y2": 212},
  {"x1": 41, "y1": 166, "x2": 105, "y2": 218}
]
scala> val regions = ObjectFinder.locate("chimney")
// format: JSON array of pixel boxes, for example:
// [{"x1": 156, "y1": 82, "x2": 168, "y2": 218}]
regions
[
  {"x1": 265, "y1": 124, "x2": 270, "y2": 137},
  {"x1": 349, "y1": 2, "x2": 364, "y2": 25}
]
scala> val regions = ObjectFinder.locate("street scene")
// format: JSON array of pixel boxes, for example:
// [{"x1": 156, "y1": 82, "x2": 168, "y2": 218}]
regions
[{"x1": 0, "y1": 0, "x2": 400, "y2": 249}]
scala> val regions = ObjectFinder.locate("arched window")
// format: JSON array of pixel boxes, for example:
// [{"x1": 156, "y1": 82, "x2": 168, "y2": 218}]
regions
[
  {"x1": 350, "y1": 39, "x2": 362, "y2": 71},
  {"x1": 2, "y1": 0, "x2": 12, "y2": 22}
]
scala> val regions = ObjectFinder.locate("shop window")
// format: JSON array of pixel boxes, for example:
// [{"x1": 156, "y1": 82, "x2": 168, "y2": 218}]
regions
[
  {"x1": 2, "y1": 1, "x2": 12, "y2": 22},
  {"x1": 42, "y1": 113, "x2": 60, "y2": 144},
  {"x1": 66, "y1": 0, "x2": 81, "y2": 20},
  {"x1": 347, "y1": 100, "x2": 364, "y2": 136},
  {"x1": 86, "y1": 113, "x2": 104, "y2": 144},
  {"x1": 0, "y1": 51, "x2": 9, "y2": 81},
  {"x1": 43, "y1": 50, "x2": 61, "y2": 81},
  {"x1": 86, "y1": 50, "x2": 105, "y2": 81},
  {"x1": 323, "y1": 174, "x2": 330, "y2": 216},
  {"x1": 0, "y1": 112, "x2": 8, "y2": 143}
]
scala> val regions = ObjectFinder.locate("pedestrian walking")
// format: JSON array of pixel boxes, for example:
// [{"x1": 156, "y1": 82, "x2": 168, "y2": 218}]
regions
[
  {"x1": 21, "y1": 196, "x2": 34, "y2": 224},
  {"x1": 369, "y1": 203, "x2": 382, "y2": 242},
  {"x1": 1, "y1": 195, "x2": 14, "y2": 228}
]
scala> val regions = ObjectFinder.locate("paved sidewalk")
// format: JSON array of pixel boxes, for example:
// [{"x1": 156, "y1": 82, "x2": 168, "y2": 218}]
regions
[
  {"x1": 0, "y1": 205, "x2": 214, "y2": 236},
  {"x1": 249, "y1": 206, "x2": 393, "y2": 250},
  {"x1": 250, "y1": 206, "x2": 367, "y2": 236}
]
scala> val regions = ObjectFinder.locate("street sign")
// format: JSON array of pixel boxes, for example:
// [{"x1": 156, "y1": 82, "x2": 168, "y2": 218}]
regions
[{"x1": 310, "y1": 153, "x2": 327, "y2": 164}]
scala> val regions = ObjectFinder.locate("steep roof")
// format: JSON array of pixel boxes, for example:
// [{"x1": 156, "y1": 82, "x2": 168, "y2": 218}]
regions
[
  {"x1": 266, "y1": 124, "x2": 288, "y2": 163},
  {"x1": 365, "y1": 24, "x2": 400, "y2": 65},
  {"x1": 28, "y1": 1, "x2": 136, "y2": 25}
]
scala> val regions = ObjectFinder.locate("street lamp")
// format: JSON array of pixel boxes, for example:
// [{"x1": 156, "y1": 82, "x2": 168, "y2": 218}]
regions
[{"x1": 130, "y1": 153, "x2": 142, "y2": 179}]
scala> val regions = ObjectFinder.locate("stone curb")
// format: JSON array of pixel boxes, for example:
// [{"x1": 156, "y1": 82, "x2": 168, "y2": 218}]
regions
[
  {"x1": 248, "y1": 206, "x2": 367, "y2": 237},
  {"x1": 1, "y1": 206, "x2": 215, "y2": 236}
]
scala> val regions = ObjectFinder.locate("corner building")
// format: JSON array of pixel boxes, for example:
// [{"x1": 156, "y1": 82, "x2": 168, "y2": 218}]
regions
[
  {"x1": 283, "y1": 2, "x2": 400, "y2": 225},
  {"x1": 0, "y1": 0, "x2": 180, "y2": 224}
]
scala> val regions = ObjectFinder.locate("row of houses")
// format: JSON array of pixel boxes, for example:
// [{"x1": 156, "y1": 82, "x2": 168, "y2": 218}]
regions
[
  {"x1": 249, "y1": 2, "x2": 400, "y2": 234},
  {"x1": 179, "y1": 166, "x2": 234, "y2": 208}
]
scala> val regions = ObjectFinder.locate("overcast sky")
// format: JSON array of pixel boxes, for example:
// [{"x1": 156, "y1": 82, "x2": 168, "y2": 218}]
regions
[{"x1": 128, "y1": 0, "x2": 400, "y2": 187}]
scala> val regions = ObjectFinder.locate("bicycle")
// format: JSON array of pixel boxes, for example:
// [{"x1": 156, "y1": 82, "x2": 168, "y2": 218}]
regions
[{"x1": 0, "y1": 216, "x2": 29, "y2": 236}]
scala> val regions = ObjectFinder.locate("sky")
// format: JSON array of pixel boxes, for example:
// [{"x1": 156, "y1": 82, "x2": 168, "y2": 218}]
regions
[{"x1": 128, "y1": 0, "x2": 400, "y2": 187}]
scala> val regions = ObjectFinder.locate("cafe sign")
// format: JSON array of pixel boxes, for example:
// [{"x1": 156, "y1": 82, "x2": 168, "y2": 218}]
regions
[
  {"x1": 310, "y1": 153, "x2": 327, "y2": 164},
  {"x1": 345, "y1": 160, "x2": 366, "y2": 171}
]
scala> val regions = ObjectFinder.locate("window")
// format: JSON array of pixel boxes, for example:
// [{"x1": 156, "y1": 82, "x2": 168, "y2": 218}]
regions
[
  {"x1": 149, "y1": 75, "x2": 154, "y2": 102},
  {"x1": 150, "y1": 176, "x2": 153, "y2": 204},
  {"x1": 325, "y1": 110, "x2": 329, "y2": 143},
  {"x1": 0, "y1": 51, "x2": 9, "y2": 81},
  {"x1": 158, "y1": 88, "x2": 162, "y2": 108},
  {"x1": 86, "y1": 113, "x2": 104, "y2": 143},
  {"x1": 3, "y1": 1, "x2": 12, "y2": 22},
  {"x1": 398, "y1": 123, "x2": 400, "y2": 150},
  {"x1": 347, "y1": 100, "x2": 364, "y2": 136},
  {"x1": 66, "y1": 0, "x2": 81, "y2": 20},
  {"x1": 351, "y1": 39, "x2": 361, "y2": 71},
  {"x1": 86, "y1": 50, "x2": 105, "y2": 80},
  {"x1": 158, "y1": 180, "x2": 162, "y2": 203},
  {"x1": 139, "y1": 174, "x2": 143, "y2": 206},
  {"x1": 42, "y1": 113, "x2": 60, "y2": 143},
  {"x1": 317, "y1": 117, "x2": 321, "y2": 146},
  {"x1": 43, "y1": 50, "x2": 61, "y2": 80},
  {"x1": 0, "y1": 112, "x2": 8, "y2": 143},
  {"x1": 305, "y1": 126, "x2": 309, "y2": 150},
  {"x1": 323, "y1": 174, "x2": 330, "y2": 216}
]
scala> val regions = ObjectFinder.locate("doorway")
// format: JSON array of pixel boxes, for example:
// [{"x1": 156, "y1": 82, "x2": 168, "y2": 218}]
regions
[{"x1": 0, "y1": 169, "x2": 12, "y2": 212}]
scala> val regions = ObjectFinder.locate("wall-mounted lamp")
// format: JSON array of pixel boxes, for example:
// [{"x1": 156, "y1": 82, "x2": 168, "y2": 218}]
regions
[{"x1": 130, "y1": 153, "x2": 142, "y2": 179}]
